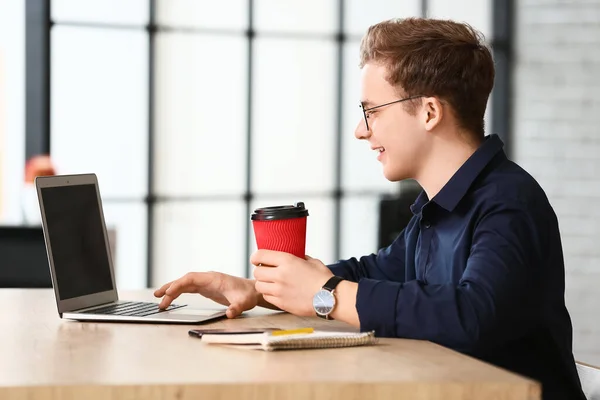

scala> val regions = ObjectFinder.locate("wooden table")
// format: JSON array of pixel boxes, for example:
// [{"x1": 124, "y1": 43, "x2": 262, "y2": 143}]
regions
[{"x1": 0, "y1": 289, "x2": 540, "y2": 400}]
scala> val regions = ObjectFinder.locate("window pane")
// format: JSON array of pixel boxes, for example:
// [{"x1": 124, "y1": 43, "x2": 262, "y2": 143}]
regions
[
  {"x1": 154, "y1": 33, "x2": 247, "y2": 196},
  {"x1": 153, "y1": 201, "x2": 246, "y2": 286},
  {"x1": 341, "y1": 41, "x2": 397, "y2": 192},
  {"x1": 339, "y1": 196, "x2": 381, "y2": 261},
  {"x1": 52, "y1": 0, "x2": 149, "y2": 26},
  {"x1": 248, "y1": 196, "x2": 335, "y2": 266},
  {"x1": 255, "y1": 0, "x2": 337, "y2": 34},
  {"x1": 428, "y1": 0, "x2": 493, "y2": 39},
  {"x1": 252, "y1": 38, "x2": 336, "y2": 194},
  {"x1": 51, "y1": 27, "x2": 148, "y2": 199},
  {"x1": 103, "y1": 202, "x2": 147, "y2": 289},
  {"x1": 0, "y1": 0, "x2": 25, "y2": 224},
  {"x1": 156, "y1": 0, "x2": 248, "y2": 31},
  {"x1": 344, "y1": 0, "x2": 421, "y2": 36}
]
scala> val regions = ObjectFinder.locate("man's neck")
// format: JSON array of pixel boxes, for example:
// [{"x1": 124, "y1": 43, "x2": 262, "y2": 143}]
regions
[{"x1": 415, "y1": 135, "x2": 482, "y2": 201}]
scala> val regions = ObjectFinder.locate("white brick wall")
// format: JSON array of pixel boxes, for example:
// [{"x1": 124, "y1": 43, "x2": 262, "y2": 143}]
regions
[{"x1": 514, "y1": 0, "x2": 600, "y2": 366}]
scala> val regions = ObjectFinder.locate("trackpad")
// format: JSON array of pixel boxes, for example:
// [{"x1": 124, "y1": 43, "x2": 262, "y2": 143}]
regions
[{"x1": 167, "y1": 308, "x2": 225, "y2": 316}]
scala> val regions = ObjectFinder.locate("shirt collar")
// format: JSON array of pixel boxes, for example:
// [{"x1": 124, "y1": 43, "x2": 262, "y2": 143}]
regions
[{"x1": 410, "y1": 134, "x2": 506, "y2": 214}]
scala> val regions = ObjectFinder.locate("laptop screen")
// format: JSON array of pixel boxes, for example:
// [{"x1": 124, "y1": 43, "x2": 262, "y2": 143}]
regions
[{"x1": 40, "y1": 184, "x2": 114, "y2": 300}]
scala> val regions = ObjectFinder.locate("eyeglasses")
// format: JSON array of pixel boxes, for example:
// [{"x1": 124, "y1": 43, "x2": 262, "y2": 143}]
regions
[{"x1": 359, "y1": 95, "x2": 424, "y2": 131}]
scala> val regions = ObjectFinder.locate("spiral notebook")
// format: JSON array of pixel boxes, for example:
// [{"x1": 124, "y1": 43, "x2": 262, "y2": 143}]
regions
[{"x1": 200, "y1": 329, "x2": 377, "y2": 351}]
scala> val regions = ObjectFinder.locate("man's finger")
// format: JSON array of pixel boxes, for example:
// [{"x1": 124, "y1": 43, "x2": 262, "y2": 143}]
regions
[
  {"x1": 165, "y1": 273, "x2": 211, "y2": 296},
  {"x1": 153, "y1": 280, "x2": 174, "y2": 297},
  {"x1": 253, "y1": 265, "x2": 279, "y2": 282},
  {"x1": 263, "y1": 294, "x2": 282, "y2": 311},
  {"x1": 226, "y1": 304, "x2": 242, "y2": 318},
  {"x1": 154, "y1": 273, "x2": 194, "y2": 298},
  {"x1": 250, "y1": 249, "x2": 294, "y2": 267},
  {"x1": 157, "y1": 274, "x2": 210, "y2": 309},
  {"x1": 159, "y1": 294, "x2": 178, "y2": 309},
  {"x1": 163, "y1": 281, "x2": 202, "y2": 301},
  {"x1": 159, "y1": 282, "x2": 200, "y2": 309},
  {"x1": 254, "y1": 280, "x2": 278, "y2": 296}
]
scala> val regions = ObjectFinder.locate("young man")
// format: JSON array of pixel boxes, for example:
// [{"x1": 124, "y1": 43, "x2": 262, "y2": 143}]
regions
[{"x1": 155, "y1": 18, "x2": 585, "y2": 400}]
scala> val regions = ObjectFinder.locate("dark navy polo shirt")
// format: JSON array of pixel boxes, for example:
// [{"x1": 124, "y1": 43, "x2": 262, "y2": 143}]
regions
[{"x1": 328, "y1": 134, "x2": 586, "y2": 400}]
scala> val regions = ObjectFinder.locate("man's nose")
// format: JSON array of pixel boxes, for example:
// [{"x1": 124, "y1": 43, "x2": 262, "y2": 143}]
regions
[{"x1": 355, "y1": 119, "x2": 370, "y2": 140}]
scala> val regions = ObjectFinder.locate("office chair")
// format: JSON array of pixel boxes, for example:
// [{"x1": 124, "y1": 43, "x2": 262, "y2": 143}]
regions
[
  {"x1": 577, "y1": 361, "x2": 600, "y2": 400},
  {"x1": 0, "y1": 226, "x2": 117, "y2": 288},
  {"x1": 0, "y1": 226, "x2": 52, "y2": 288}
]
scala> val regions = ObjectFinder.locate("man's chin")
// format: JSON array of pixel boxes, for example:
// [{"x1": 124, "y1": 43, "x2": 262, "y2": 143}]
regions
[{"x1": 383, "y1": 167, "x2": 409, "y2": 182}]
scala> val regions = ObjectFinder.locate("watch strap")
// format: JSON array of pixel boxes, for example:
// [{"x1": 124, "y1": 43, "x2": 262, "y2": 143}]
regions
[{"x1": 322, "y1": 276, "x2": 344, "y2": 292}]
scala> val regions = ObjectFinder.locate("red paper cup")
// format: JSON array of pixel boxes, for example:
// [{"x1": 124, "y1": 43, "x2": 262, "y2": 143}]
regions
[{"x1": 251, "y1": 202, "x2": 308, "y2": 259}]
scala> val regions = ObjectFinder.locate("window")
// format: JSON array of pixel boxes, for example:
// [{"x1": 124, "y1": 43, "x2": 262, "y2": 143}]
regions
[{"x1": 35, "y1": 0, "x2": 498, "y2": 288}]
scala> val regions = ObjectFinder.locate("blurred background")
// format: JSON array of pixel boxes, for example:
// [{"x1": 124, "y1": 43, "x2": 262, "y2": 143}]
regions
[{"x1": 0, "y1": 0, "x2": 598, "y2": 365}]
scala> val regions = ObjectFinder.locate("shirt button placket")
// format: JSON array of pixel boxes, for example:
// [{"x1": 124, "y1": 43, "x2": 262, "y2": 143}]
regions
[{"x1": 419, "y1": 217, "x2": 433, "y2": 283}]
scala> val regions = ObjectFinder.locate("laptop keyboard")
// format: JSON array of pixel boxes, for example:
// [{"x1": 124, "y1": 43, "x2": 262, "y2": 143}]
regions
[{"x1": 81, "y1": 301, "x2": 185, "y2": 317}]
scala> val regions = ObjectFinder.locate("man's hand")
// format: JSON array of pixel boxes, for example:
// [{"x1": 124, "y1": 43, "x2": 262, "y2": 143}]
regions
[
  {"x1": 153, "y1": 272, "x2": 259, "y2": 318},
  {"x1": 251, "y1": 250, "x2": 334, "y2": 317}
]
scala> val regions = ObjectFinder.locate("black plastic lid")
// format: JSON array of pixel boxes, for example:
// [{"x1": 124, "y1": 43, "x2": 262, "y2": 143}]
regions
[{"x1": 251, "y1": 202, "x2": 309, "y2": 221}]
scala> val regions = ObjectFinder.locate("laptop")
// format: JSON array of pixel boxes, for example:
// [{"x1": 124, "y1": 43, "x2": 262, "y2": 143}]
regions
[{"x1": 35, "y1": 173, "x2": 227, "y2": 324}]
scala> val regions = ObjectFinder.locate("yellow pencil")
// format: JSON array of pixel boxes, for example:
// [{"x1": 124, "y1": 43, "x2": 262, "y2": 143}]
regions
[{"x1": 270, "y1": 327, "x2": 314, "y2": 336}]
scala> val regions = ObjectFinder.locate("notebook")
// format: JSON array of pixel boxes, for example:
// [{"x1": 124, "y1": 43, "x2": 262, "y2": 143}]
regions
[{"x1": 199, "y1": 329, "x2": 377, "y2": 351}]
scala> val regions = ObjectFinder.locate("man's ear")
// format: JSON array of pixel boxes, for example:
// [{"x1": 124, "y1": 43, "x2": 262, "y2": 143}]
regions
[{"x1": 423, "y1": 97, "x2": 443, "y2": 131}]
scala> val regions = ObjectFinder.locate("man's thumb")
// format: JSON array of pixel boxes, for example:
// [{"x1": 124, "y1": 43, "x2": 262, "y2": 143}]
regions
[{"x1": 226, "y1": 304, "x2": 241, "y2": 318}]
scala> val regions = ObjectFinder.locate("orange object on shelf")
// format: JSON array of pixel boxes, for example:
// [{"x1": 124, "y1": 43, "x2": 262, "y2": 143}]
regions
[{"x1": 24, "y1": 155, "x2": 56, "y2": 183}]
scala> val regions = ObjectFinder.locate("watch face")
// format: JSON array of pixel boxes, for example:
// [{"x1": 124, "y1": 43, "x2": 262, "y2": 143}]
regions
[{"x1": 313, "y1": 289, "x2": 335, "y2": 315}]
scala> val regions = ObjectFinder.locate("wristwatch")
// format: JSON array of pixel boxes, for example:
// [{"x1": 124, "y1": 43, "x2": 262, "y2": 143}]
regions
[{"x1": 312, "y1": 276, "x2": 344, "y2": 320}]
